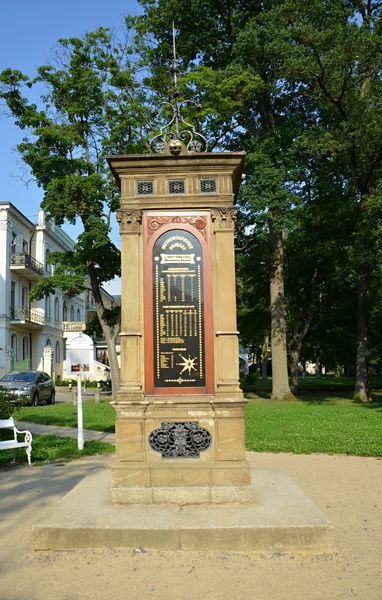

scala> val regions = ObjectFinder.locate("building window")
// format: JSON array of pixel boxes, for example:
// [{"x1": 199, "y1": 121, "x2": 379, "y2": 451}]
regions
[
  {"x1": 11, "y1": 232, "x2": 17, "y2": 254},
  {"x1": 45, "y1": 249, "x2": 51, "y2": 274},
  {"x1": 22, "y1": 286, "x2": 28, "y2": 309},
  {"x1": 46, "y1": 338, "x2": 51, "y2": 347},
  {"x1": 22, "y1": 336, "x2": 29, "y2": 360},
  {"x1": 70, "y1": 305, "x2": 74, "y2": 322},
  {"x1": 55, "y1": 341, "x2": 60, "y2": 363},
  {"x1": 11, "y1": 282, "x2": 16, "y2": 312},
  {"x1": 137, "y1": 180, "x2": 154, "y2": 195},
  {"x1": 199, "y1": 178, "x2": 217, "y2": 193},
  {"x1": 11, "y1": 334, "x2": 17, "y2": 360},
  {"x1": 168, "y1": 179, "x2": 185, "y2": 194},
  {"x1": 54, "y1": 298, "x2": 60, "y2": 321},
  {"x1": 63, "y1": 301, "x2": 67, "y2": 321},
  {"x1": 77, "y1": 308, "x2": 81, "y2": 321},
  {"x1": 22, "y1": 239, "x2": 29, "y2": 254},
  {"x1": 45, "y1": 296, "x2": 51, "y2": 319}
]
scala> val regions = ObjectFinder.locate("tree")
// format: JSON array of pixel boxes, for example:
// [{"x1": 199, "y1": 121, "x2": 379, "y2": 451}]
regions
[
  {"x1": 0, "y1": 28, "x2": 150, "y2": 396},
  {"x1": 133, "y1": 0, "x2": 299, "y2": 400},
  {"x1": 276, "y1": 0, "x2": 382, "y2": 400}
]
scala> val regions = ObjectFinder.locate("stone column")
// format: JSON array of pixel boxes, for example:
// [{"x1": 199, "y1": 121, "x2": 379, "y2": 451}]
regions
[
  {"x1": 116, "y1": 209, "x2": 144, "y2": 400},
  {"x1": 211, "y1": 208, "x2": 248, "y2": 479},
  {"x1": 211, "y1": 208, "x2": 242, "y2": 399},
  {"x1": 113, "y1": 210, "x2": 147, "y2": 473}
]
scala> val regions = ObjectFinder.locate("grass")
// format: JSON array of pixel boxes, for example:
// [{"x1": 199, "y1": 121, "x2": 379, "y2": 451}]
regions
[
  {"x1": 16, "y1": 401, "x2": 115, "y2": 433},
  {"x1": 245, "y1": 397, "x2": 382, "y2": 456},
  {"x1": 13, "y1": 396, "x2": 382, "y2": 458},
  {"x1": 0, "y1": 433, "x2": 115, "y2": 467}
]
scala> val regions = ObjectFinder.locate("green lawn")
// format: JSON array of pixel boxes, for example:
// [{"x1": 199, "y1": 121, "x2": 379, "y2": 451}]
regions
[
  {"x1": 245, "y1": 398, "x2": 382, "y2": 456},
  {"x1": 14, "y1": 397, "x2": 382, "y2": 457},
  {"x1": 16, "y1": 401, "x2": 115, "y2": 432},
  {"x1": 0, "y1": 433, "x2": 115, "y2": 467}
]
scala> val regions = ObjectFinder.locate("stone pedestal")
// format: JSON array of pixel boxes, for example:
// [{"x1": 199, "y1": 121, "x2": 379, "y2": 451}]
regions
[{"x1": 107, "y1": 150, "x2": 251, "y2": 504}]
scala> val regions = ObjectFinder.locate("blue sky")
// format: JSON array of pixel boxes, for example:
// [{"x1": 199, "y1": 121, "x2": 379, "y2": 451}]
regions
[{"x1": 0, "y1": 0, "x2": 143, "y2": 294}]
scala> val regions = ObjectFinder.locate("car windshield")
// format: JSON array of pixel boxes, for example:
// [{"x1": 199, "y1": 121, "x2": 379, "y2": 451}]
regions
[{"x1": 1, "y1": 372, "x2": 36, "y2": 382}]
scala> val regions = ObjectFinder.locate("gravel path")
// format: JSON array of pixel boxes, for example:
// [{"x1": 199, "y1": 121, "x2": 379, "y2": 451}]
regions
[{"x1": 0, "y1": 451, "x2": 380, "y2": 600}]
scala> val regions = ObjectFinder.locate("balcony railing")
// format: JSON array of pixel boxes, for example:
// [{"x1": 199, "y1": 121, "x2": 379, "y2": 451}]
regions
[
  {"x1": 10, "y1": 253, "x2": 44, "y2": 276},
  {"x1": 62, "y1": 321, "x2": 86, "y2": 332},
  {"x1": 10, "y1": 306, "x2": 45, "y2": 325}
]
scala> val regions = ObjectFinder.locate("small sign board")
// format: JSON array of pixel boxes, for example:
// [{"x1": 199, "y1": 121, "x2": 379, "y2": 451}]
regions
[{"x1": 66, "y1": 333, "x2": 94, "y2": 375}]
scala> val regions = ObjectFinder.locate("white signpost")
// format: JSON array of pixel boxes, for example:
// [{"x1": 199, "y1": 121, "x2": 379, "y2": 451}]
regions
[{"x1": 66, "y1": 333, "x2": 94, "y2": 450}]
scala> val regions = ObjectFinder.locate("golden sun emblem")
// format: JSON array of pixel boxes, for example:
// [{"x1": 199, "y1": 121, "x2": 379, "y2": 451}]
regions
[{"x1": 177, "y1": 355, "x2": 197, "y2": 375}]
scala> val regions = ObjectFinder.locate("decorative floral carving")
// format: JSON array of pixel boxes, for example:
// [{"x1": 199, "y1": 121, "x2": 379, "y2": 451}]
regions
[
  {"x1": 211, "y1": 208, "x2": 237, "y2": 230},
  {"x1": 116, "y1": 210, "x2": 142, "y2": 233},
  {"x1": 147, "y1": 215, "x2": 208, "y2": 239},
  {"x1": 148, "y1": 422, "x2": 212, "y2": 458}
]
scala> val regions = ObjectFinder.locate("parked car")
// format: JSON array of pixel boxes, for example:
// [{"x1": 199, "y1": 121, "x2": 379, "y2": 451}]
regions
[{"x1": 0, "y1": 371, "x2": 55, "y2": 406}]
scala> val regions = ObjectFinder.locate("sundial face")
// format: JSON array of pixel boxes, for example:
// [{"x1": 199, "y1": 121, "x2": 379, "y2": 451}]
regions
[{"x1": 152, "y1": 229, "x2": 205, "y2": 389}]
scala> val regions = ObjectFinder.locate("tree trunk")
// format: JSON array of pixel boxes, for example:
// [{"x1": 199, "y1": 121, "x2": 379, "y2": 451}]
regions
[
  {"x1": 87, "y1": 262, "x2": 120, "y2": 398},
  {"x1": 354, "y1": 272, "x2": 370, "y2": 402},
  {"x1": 104, "y1": 331, "x2": 120, "y2": 398},
  {"x1": 261, "y1": 338, "x2": 269, "y2": 380},
  {"x1": 315, "y1": 359, "x2": 321, "y2": 378},
  {"x1": 261, "y1": 357, "x2": 268, "y2": 380},
  {"x1": 256, "y1": 350, "x2": 261, "y2": 377},
  {"x1": 269, "y1": 230, "x2": 295, "y2": 401},
  {"x1": 290, "y1": 343, "x2": 301, "y2": 396}
]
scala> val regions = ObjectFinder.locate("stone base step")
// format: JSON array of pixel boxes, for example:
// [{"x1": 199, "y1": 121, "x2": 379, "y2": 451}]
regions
[{"x1": 30, "y1": 468, "x2": 334, "y2": 554}]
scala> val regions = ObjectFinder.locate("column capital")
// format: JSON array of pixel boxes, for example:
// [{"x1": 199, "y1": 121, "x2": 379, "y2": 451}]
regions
[
  {"x1": 116, "y1": 209, "x2": 143, "y2": 234},
  {"x1": 211, "y1": 208, "x2": 237, "y2": 231}
]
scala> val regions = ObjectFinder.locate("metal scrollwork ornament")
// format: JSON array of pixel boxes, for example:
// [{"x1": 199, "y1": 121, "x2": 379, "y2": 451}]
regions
[
  {"x1": 148, "y1": 422, "x2": 212, "y2": 458},
  {"x1": 149, "y1": 25, "x2": 207, "y2": 155}
]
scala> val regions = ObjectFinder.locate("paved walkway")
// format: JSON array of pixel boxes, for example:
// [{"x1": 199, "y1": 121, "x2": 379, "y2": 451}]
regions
[
  {"x1": 15, "y1": 420, "x2": 115, "y2": 444},
  {"x1": 0, "y1": 452, "x2": 380, "y2": 600}
]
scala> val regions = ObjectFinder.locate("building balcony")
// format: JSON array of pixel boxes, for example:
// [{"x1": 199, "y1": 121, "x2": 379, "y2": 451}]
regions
[
  {"x1": 86, "y1": 302, "x2": 96, "y2": 312},
  {"x1": 10, "y1": 253, "x2": 44, "y2": 280},
  {"x1": 10, "y1": 306, "x2": 45, "y2": 329},
  {"x1": 62, "y1": 321, "x2": 86, "y2": 337}
]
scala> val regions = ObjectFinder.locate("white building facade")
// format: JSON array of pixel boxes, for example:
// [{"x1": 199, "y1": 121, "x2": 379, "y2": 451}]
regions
[{"x1": 0, "y1": 203, "x2": 85, "y2": 381}]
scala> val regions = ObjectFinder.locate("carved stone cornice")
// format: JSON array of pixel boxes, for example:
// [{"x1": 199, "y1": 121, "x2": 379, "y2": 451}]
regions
[
  {"x1": 211, "y1": 208, "x2": 237, "y2": 231},
  {"x1": 147, "y1": 214, "x2": 208, "y2": 239},
  {"x1": 116, "y1": 210, "x2": 143, "y2": 233}
]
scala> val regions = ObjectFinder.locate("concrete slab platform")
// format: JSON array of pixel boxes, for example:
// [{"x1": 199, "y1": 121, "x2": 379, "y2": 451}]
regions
[{"x1": 30, "y1": 468, "x2": 334, "y2": 553}]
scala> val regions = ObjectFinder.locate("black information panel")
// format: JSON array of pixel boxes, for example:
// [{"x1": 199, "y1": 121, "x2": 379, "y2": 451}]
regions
[{"x1": 153, "y1": 229, "x2": 205, "y2": 388}]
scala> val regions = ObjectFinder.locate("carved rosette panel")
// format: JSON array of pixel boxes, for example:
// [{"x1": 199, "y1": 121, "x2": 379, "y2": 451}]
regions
[
  {"x1": 117, "y1": 210, "x2": 143, "y2": 233},
  {"x1": 147, "y1": 215, "x2": 208, "y2": 239},
  {"x1": 211, "y1": 208, "x2": 237, "y2": 231},
  {"x1": 148, "y1": 422, "x2": 212, "y2": 458}
]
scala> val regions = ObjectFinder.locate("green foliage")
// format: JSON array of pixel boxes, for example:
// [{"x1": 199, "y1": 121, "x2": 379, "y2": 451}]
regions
[
  {"x1": 134, "y1": 0, "x2": 382, "y2": 381},
  {"x1": 0, "y1": 387, "x2": 28, "y2": 420},
  {"x1": 0, "y1": 434, "x2": 114, "y2": 467},
  {"x1": 243, "y1": 372, "x2": 258, "y2": 386},
  {"x1": 0, "y1": 28, "x2": 153, "y2": 392}
]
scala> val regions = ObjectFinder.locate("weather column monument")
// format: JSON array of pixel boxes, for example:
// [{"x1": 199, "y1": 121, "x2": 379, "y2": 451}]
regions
[
  {"x1": 30, "y1": 34, "x2": 333, "y2": 553},
  {"x1": 107, "y1": 35, "x2": 252, "y2": 505}
]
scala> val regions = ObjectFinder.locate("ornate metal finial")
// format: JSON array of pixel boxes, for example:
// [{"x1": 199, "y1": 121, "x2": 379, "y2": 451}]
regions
[{"x1": 149, "y1": 23, "x2": 207, "y2": 155}]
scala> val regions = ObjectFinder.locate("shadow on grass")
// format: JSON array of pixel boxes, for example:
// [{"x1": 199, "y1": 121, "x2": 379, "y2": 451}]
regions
[
  {"x1": 245, "y1": 391, "x2": 382, "y2": 410},
  {"x1": 102, "y1": 424, "x2": 115, "y2": 433}
]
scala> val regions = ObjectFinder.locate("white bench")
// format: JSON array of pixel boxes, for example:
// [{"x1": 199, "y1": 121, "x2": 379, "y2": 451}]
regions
[{"x1": 0, "y1": 418, "x2": 33, "y2": 466}]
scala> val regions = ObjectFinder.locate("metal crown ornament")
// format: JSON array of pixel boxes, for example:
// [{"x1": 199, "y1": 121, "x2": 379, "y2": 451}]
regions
[{"x1": 149, "y1": 24, "x2": 207, "y2": 155}]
